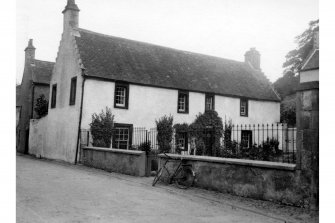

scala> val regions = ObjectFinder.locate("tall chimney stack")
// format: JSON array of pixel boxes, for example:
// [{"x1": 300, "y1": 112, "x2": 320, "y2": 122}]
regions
[
  {"x1": 244, "y1": 48, "x2": 261, "y2": 70},
  {"x1": 24, "y1": 39, "x2": 35, "y2": 64},
  {"x1": 62, "y1": 0, "x2": 80, "y2": 32}
]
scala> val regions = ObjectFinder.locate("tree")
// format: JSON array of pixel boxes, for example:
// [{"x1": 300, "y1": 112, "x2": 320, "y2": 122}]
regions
[
  {"x1": 90, "y1": 107, "x2": 114, "y2": 148},
  {"x1": 34, "y1": 94, "x2": 49, "y2": 118},
  {"x1": 273, "y1": 71, "x2": 299, "y2": 99},
  {"x1": 282, "y1": 19, "x2": 319, "y2": 74}
]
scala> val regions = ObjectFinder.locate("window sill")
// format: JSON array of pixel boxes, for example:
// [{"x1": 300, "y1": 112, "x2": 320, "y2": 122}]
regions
[
  {"x1": 177, "y1": 110, "x2": 189, "y2": 114},
  {"x1": 114, "y1": 105, "x2": 128, "y2": 109}
]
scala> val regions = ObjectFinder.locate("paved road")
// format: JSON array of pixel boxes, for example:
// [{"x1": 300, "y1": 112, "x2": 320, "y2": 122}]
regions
[{"x1": 16, "y1": 155, "x2": 300, "y2": 223}]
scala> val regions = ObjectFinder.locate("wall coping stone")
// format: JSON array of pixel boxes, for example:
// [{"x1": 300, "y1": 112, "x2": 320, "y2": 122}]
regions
[
  {"x1": 158, "y1": 154, "x2": 296, "y2": 171},
  {"x1": 83, "y1": 146, "x2": 145, "y2": 156}
]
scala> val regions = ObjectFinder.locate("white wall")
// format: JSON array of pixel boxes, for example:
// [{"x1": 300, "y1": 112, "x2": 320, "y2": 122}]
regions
[
  {"x1": 81, "y1": 79, "x2": 280, "y2": 130},
  {"x1": 215, "y1": 96, "x2": 280, "y2": 125},
  {"x1": 29, "y1": 118, "x2": 48, "y2": 157},
  {"x1": 41, "y1": 30, "x2": 83, "y2": 163},
  {"x1": 300, "y1": 69, "x2": 319, "y2": 83}
]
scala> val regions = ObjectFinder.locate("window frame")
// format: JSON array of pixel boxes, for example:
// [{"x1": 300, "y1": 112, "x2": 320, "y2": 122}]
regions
[
  {"x1": 51, "y1": 84, "x2": 57, "y2": 109},
  {"x1": 205, "y1": 93, "x2": 215, "y2": 111},
  {"x1": 241, "y1": 130, "x2": 252, "y2": 148},
  {"x1": 112, "y1": 123, "x2": 133, "y2": 150},
  {"x1": 177, "y1": 90, "x2": 189, "y2": 114},
  {"x1": 114, "y1": 82, "x2": 129, "y2": 109},
  {"x1": 240, "y1": 98, "x2": 248, "y2": 117},
  {"x1": 69, "y1": 77, "x2": 77, "y2": 105}
]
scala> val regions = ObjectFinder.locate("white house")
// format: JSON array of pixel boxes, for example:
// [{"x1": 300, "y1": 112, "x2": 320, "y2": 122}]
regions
[{"x1": 29, "y1": 0, "x2": 280, "y2": 163}]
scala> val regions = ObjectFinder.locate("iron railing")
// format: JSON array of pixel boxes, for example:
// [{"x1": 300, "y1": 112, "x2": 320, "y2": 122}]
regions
[{"x1": 80, "y1": 123, "x2": 296, "y2": 163}]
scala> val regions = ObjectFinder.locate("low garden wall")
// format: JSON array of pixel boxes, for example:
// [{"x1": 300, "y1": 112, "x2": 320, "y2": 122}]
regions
[
  {"x1": 29, "y1": 117, "x2": 48, "y2": 158},
  {"x1": 158, "y1": 154, "x2": 311, "y2": 207},
  {"x1": 82, "y1": 147, "x2": 147, "y2": 176}
]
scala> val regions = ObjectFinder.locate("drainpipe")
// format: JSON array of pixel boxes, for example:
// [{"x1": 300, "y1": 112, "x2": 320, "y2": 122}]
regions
[{"x1": 74, "y1": 68, "x2": 86, "y2": 164}]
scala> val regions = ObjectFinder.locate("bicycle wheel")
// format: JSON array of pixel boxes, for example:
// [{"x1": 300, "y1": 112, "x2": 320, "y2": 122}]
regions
[
  {"x1": 152, "y1": 167, "x2": 163, "y2": 186},
  {"x1": 174, "y1": 166, "x2": 195, "y2": 189}
]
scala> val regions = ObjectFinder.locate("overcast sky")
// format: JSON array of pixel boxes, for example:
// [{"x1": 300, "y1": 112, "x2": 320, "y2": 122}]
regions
[{"x1": 16, "y1": 0, "x2": 318, "y2": 84}]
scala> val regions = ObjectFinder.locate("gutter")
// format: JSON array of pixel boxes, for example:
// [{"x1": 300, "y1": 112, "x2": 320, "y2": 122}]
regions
[{"x1": 74, "y1": 69, "x2": 86, "y2": 164}]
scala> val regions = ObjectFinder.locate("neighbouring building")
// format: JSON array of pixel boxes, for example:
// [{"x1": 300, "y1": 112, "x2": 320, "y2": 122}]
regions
[
  {"x1": 16, "y1": 39, "x2": 54, "y2": 154},
  {"x1": 29, "y1": 0, "x2": 280, "y2": 163}
]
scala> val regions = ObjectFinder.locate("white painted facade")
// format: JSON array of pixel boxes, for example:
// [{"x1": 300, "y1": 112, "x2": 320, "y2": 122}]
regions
[
  {"x1": 81, "y1": 79, "x2": 280, "y2": 130},
  {"x1": 300, "y1": 69, "x2": 319, "y2": 83}
]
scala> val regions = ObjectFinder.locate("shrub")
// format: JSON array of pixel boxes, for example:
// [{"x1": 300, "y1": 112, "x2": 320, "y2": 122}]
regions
[
  {"x1": 90, "y1": 107, "x2": 114, "y2": 148},
  {"x1": 138, "y1": 141, "x2": 151, "y2": 155},
  {"x1": 189, "y1": 110, "x2": 223, "y2": 156},
  {"x1": 34, "y1": 94, "x2": 48, "y2": 118},
  {"x1": 156, "y1": 115, "x2": 173, "y2": 153}
]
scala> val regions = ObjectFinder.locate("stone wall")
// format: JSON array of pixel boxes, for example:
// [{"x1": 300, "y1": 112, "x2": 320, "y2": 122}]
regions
[
  {"x1": 158, "y1": 154, "x2": 312, "y2": 207},
  {"x1": 296, "y1": 85, "x2": 319, "y2": 209},
  {"x1": 82, "y1": 147, "x2": 147, "y2": 177}
]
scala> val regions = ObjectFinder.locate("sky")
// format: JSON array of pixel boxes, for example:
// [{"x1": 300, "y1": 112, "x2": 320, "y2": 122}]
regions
[{"x1": 16, "y1": 0, "x2": 318, "y2": 84}]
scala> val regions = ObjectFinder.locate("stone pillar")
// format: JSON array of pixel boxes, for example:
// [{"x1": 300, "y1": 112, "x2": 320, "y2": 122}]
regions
[{"x1": 296, "y1": 82, "x2": 319, "y2": 210}]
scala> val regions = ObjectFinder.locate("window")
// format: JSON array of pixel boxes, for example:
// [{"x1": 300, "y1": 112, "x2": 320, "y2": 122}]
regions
[
  {"x1": 69, "y1": 77, "x2": 77, "y2": 105},
  {"x1": 177, "y1": 91, "x2": 189, "y2": 113},
  {"x1": 112, "y1": 123, "x2": 133, "y2": 150},
  {"x1": 177, "y1": 132, "x2": 188, "y2": 151},
  {"x1": 205, "y1": 94, "x2": 215, "y2": 111},
  {"x1": 114, "y1": 82, "x2": 129, "y2": 109},
  {"x1": 240, "y1": 98, "x2": 248, "y2": 116},
  {"x1": 241, "y1": 130, "x2": 252, "y2": 148},
  {"x1": 51, "y1": 84, "x2": 57, "y2": 108}
]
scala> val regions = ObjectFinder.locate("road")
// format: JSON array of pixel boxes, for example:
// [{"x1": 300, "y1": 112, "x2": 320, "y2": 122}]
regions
[{"x1": 17, "y1": 155, "x2": 316, "y2": 223}]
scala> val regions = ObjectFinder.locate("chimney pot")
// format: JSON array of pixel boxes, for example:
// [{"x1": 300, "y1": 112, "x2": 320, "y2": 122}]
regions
[{"x1": 24, "y1": 39, "x2": 35, "y2": 63}]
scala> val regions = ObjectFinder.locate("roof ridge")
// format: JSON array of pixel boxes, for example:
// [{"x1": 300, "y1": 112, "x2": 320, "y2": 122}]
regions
[
  {"x1": 75, "y1": 27, "x2": 245, "y2": 65},
  {"x1": 34, "y1": 59, "x2": 55, "y2": 65}
]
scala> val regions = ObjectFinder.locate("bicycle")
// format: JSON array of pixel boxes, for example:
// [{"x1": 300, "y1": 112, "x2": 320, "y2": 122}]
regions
[{"x1": 152, "y1": 153, "x2": 195, "y2": 189}]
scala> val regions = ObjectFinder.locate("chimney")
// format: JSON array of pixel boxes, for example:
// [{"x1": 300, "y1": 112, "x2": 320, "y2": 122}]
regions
[
  {"x1": 24, "y1": 39, "x2": 35, "y2": 64},
  {"x1": 62, "y1": 0, "x2": 80, "y2": 32},
  {"x1": 244, "y1": 48, "x2": 261, "y2": 70}
]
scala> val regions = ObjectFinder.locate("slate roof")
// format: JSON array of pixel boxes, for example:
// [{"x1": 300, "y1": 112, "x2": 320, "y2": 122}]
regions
[
  {"x1": 31, "y1": 59, "x2": 54, "y2": 84},
  {"x1": 75, "y1": 28, "x2": 280, "y2": 102},
  {"x1": 301, "y1": 50, "x2": 319, "y2": 71}
]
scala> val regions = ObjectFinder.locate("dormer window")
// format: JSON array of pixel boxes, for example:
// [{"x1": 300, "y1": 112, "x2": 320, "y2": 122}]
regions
[{"x1": 114, "y1": 82, "x2": 129, "y2": 109}]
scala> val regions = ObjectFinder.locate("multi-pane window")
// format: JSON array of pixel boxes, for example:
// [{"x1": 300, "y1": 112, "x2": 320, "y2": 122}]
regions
[
  {"x1": 205, "y1": 94, "x2": 215, "y2": 111},
  {"x1": 113, "y1": 128, "x2": 129, "y2": 149},
  {"x1": 69, "y1": 77, "x2": 77, "y2": 105},
  {"x1": 178, "y1": 91, "x2": 189, "y2": 113},
  {"x1": 112, "y1": 123, "x2": 132, "y2": 150},
  {"x1": 240, "y1": 98, "x2": 248, "y2": 117},
  {"x1": 51, "y1": 84, "x2": 57, "y2": 108},
  {"x1": 241, "y1": 130, "x2": 252, "y2": 148},
  {"x1": 114, "y1": 82, "x2": 129, "y2": 109}
]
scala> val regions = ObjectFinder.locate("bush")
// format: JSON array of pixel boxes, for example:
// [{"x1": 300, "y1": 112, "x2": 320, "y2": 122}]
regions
[
  {"x1": 138, "y1": 141, "x2": 151, "y2": 155},
  {"x1": 189, "y1": 110, "x2": 223, "y2": 156},
  {"x1": 34, "y1": 94, "x2": 48, "y2": 118},
  {"x1": 90, "y1": 107, "x2": 114, "y2": 148},
  {"x1": 156, "y1": 115, "x2": 173, "y2": 153}
]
